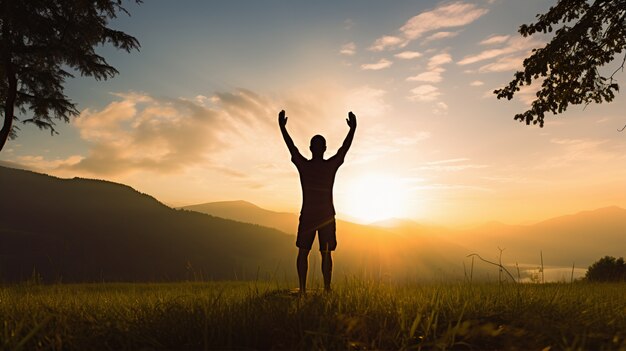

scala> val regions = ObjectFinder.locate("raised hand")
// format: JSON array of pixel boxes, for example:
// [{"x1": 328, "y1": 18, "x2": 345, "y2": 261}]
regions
[
  {"x1": 347, "y1": 111, "x2": 357, "y2": 129},
  {"x1": 278, "y1": 110, "x2": 288, "y2": 127}
]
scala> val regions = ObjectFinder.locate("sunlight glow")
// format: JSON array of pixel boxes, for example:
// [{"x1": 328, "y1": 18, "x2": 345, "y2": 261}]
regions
[{"x1": 341, "y1": 174, "x2": 409, "y2": 223}]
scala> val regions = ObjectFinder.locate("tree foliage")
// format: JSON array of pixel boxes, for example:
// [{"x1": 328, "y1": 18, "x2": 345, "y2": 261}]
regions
[
  {"x1": 585, "y1": 256, "x2": 626, "y2": 282},
  {"x1": 496, "y1": 0, "x2": 626, "y2": 127},
  {"x1": 0, "y1": 0, "x2": 141, "y2": 151}
]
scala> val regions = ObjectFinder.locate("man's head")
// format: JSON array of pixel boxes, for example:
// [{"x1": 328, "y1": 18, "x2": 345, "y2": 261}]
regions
[{"x1": 310, "y1": 135, "x2": 326, "y2": 158}]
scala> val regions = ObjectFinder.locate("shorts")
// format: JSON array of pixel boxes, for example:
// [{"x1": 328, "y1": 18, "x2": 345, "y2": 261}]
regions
[{"x1": 296, "y1": 216, "x2": 337, "y2": 252}]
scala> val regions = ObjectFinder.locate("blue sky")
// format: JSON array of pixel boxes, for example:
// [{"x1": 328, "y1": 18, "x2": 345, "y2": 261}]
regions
[{"x1": 3, "y1": 0, "x2": 625, "y2": 225}]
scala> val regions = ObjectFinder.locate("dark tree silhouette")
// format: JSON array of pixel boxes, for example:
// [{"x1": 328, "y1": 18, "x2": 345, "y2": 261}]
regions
[
  {"x1": 0, "y1": 0, "x2": 141, "y2": 152},
  {"x1": 585, "y1": 256, "x2": 626, "y2": 282},
  {"x1": 496, "y1": 0, "x2": 626, "y2": 127}
]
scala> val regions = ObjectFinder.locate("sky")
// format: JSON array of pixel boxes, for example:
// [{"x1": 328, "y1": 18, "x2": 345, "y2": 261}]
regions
[{"x1": 2, "y1": 0, "x2": 626, "y2": 226}]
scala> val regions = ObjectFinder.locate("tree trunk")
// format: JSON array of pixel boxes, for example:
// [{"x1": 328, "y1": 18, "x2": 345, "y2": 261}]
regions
[{"x1": 0, "y1": 61, "x2": 17, "y2": 152}]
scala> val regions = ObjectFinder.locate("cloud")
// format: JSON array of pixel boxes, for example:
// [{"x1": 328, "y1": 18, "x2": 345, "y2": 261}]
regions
[
  {"x1": 407, "y1": 67, "x2": 445, "y2": 83},
  {"x1": 480, "y1": 34, "x2": 510, "y2": 45},
  {"x1": 340, "y1": 42, "x2": 356, "y2": 56},
  {"x1": 458, "y1": 36, "x2": 543, "y2": 72},
  {"x1": 401, "y1": 2, "x2": 488, "y2": 40},
  {"x1": 512, "y1": 79, "x2": 544, "y2": 105},
  {"x1": 406, "y1": 53, "x2": 451, "y2": 83},
  {"x1": 470, "y1": 80, "x2": 484, "y2": 86},
  {"x1": 369, "y1": 36, "x2": 406, "y2": 52},
  {"x1": 13, "y1": 155, "x2": 84, "y2": 170},
  {"x1": 361, "y1": 58, "x2": 393, "y2": 70},
  {"x1": 394, "y1": 51, "x2": 422, "y2": 59},
  {"x1": 478, "y1": 55, "x2": 526, "y2": 72},
  {"x1": 408, "y1": 85, "x2": 441, "y2": 102},
  {"x1": 427, "y1": 53, "x2": 452, "y2": 69},
  {"x1": 370, "y1": 2, "x2": 488, "y2": 50},
  {"x1": 65, "y1": 93, "x2": 227, "y2": 175},
  {"x1": 13, "y1": 83, "x2": 394, "y2": 182},
  {"x1": 422, "y1": 31, "x2": 460, "y2": 44}
]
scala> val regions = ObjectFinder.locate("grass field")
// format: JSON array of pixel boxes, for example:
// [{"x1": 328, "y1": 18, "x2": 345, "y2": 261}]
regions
[{"x1": 2, "y1": 279, "x2": 625, "y2": 350}]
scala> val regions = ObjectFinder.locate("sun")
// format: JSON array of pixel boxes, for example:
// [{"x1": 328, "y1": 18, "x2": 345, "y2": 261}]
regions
[{"x1": 339, "y1": 174, "x2": 408, "y2": 223}]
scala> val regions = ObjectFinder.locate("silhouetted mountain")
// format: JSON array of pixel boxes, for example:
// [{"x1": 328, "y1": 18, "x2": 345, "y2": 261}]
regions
[
  {"x1": 184, "y1": 200, "x2": 626, "y2": 280},
  {"x1": 182, "y1": 200, "x2": 298, "y2": 234},
  {"x1": 0, "y1": 166, "x2": 292, "y2": 283},
  {"x1": 451, "y1": 206, "x2": 626, "y2": 267}
]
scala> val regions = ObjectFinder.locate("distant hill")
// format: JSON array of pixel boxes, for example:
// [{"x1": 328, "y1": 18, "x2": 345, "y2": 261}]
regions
[
  {"x1": 450, "y1": 206, "x2": 626, "y2": 267},
  {"x1": 183, "y1": 199, "x2": 626, "y2": 280},
  {"x1": 0, "y1": 166, "x2": 292, "y2": 283},
  {"x1": 182, "y1": 201, "x2": 298, "y2": 234}
]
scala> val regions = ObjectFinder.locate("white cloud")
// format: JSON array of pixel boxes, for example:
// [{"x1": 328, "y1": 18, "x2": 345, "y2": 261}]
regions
[
  {"x1": 361, "y1": 58, "x2": 393, "y2": 70},
  {"x1": 422, "y1": 31, "x2": 460, "y2": 44},
  {"x1": 409, "y1": 85, "x2": 441, "y2": 102},
  {"x1": 428, "y1": 53, "x2": 453, "y2": 68},
  {"x1": 458, "y1": 36, "x2": 542, "y2": 72},
  {"x1": 478, "y1": 55, "x2": 526, "y2": 72},
  {"x1": 470, "y1": 80, "x2": 484, "y2": 86},
  {"x1": 370, "y1": 2, "x2": 488, "y2": 51},
  {"x1": 480, "y1": 34, "x2": 510, "y2": 45},
  {"x1": 394, "y1": 51, "x2": 422, "y2": 59},
  {"x1": 340, "y1": 42, "x2": 356, "y2": 56},
  {"x1": 66, "y1": 93, "x2": 227, "y2": 175},
  {"x1": 401, "y1": 2, "x2": 488, "y2": 40},
  {"x1": 407, "y1": 67, "x2": 445, "y2": 83},
  {"x1": 369, "y1": 35, "x2": 406, "y2": 51}
]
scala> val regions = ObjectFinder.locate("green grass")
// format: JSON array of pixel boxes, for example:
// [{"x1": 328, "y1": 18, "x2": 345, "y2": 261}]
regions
[{"x1": 1, "y1": 280, "x2": 626, "y2": 350}]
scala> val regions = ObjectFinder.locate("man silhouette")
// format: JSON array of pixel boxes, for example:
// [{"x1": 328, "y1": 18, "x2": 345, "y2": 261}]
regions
[{"x1": 279, "y1": 109, "x2": 356, "y2": 294}]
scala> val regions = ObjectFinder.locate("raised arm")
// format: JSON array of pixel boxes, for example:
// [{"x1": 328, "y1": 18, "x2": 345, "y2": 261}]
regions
[
  {"x1": 278, "y1": 110, "x2": 302, "y2": 159},
  {"x1": 333, "y1": 111, "x2": 357, "y2": 162}
]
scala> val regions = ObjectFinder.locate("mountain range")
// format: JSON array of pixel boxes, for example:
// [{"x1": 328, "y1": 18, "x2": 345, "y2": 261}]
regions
[
  {"x1": 1, "y1": 165, "x2": 624, "y2": 283},
  {"x1": 184, "y1": 200, "x2": 626, "y2": 274}
]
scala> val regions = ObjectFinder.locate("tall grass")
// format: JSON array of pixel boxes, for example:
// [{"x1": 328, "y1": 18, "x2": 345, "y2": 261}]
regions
[{"x1": 1, "y1": 280, "x2": 625, "y2": 350}]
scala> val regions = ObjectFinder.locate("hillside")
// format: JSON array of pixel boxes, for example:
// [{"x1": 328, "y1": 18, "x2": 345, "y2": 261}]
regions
[
  {"x1": 449, "y1": 206, "x2": 626, "y2": 268},
  {"x1": 185, "y1": 199, "x2": 626, "y2": 280},
  {"x1": 182, "y1": 200, "x2": 298, "y2": 234},
  {"x1": 0, "y1": 166, "x2": 293, "y2": 282}
]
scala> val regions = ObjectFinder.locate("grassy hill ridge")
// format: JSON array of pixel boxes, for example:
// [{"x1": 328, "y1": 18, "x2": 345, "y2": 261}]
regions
[{"x1": 0, "y1": 166, "x2": 293, "y2": 283}]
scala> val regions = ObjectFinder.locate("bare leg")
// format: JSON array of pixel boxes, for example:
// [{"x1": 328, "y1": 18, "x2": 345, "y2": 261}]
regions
[
  {"x1": 297, "y1": 248, "x2": 310, "y2": 295},
  {"x1": 321, "y1": 250, "x2": 333, "y2": 292}
]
